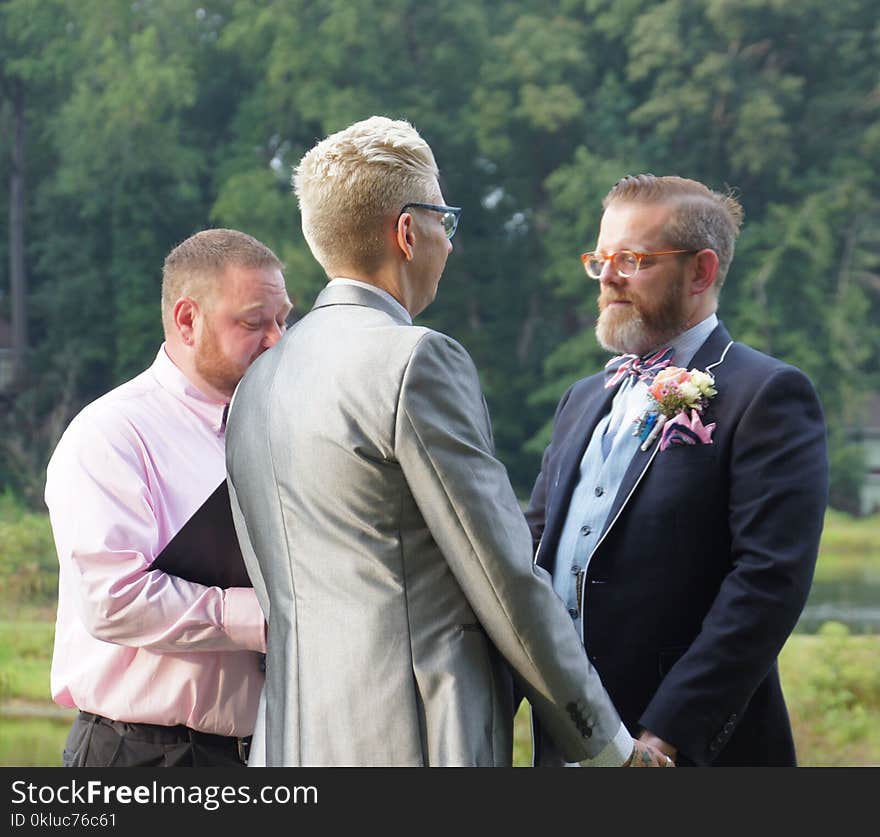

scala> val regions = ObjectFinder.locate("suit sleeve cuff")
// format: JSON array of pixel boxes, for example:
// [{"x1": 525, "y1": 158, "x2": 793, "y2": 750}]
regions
[
  {"x1": 223, "y1": 587, "x2": 267, "y2": 652},
  {"x1": 576, "y1": 722, "x2": 633, "y2": 767}
]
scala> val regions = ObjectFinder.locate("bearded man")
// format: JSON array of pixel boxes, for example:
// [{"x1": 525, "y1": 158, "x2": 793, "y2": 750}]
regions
[
  {"x1": 527, "y1": 174, "x2": 828, "y2": 766},
  {"x1": 46, "y1": 228, "x2": 291, "y2": 767}
]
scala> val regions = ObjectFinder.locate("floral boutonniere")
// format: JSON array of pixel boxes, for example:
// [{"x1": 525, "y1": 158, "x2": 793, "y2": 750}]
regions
[{"x1": 636, "y1": 367, "x2": 718, "y2": 451}]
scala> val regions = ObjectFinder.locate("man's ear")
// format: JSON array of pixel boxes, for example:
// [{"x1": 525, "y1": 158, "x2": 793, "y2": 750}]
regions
[
  {"x1": 395, "y1": 212, "x2": 416, "y2": 262},
  {"x1": 690, "y1": 249, "x2": 719, "y2": 296},
  {"x1": 172, "y1": 297, "x2": 199, "y2": 346}
]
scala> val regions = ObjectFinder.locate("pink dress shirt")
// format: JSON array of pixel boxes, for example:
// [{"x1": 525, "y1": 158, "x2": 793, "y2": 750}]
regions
[{"x1": 46, "y1": 346, "x2": 266, "y2": 737}]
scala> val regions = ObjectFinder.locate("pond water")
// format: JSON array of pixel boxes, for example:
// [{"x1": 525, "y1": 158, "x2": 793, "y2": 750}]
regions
[{"x1": 795, "y1": 575, "x2": 880, "y2": 634}]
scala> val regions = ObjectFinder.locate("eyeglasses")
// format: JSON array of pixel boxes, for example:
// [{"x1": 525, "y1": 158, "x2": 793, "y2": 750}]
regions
[
  {"x1": 581, "y1": 249, "x2": 696, "y2": 279},
  {"x1": 399, "y1": 202, "x2": 462, "y2": 240}
]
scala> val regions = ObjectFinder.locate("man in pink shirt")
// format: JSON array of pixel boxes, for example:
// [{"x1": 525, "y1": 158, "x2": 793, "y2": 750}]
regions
[{"x1": 45, "y1": 228, "x2": 292, "y2": 767}]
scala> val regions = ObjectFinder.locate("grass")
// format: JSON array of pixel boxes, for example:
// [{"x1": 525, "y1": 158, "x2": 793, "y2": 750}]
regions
[
  {"x1": 813, "y1": 510, "x2": 880, "y2": 581},
  {"x1": 0, "y1": 618, "x2": 72, "y2": 767},
  {"x1": 0, "y1": 717, "x2": 69, "y2": 767},
  {"x1": 0, "y1": 620, "x2": 56, "y2": 703},
  {"x1": 514, "y1": 702, "x2": 531, "y2": 766},
  {"x1": 780, "y1": 622, "x2": 880, "y2": 766},
  {"x1": 1, "y1": 619, "x2": 875, "y2": 767}
]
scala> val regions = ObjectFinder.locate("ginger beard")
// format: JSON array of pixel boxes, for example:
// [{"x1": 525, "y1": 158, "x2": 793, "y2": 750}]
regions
[
  {"x1": 595, "y1": 268, "x2": 690, "y2": 356},
  {"x1": 194, "y1": 315, "x2": 257, "y2": 399}
]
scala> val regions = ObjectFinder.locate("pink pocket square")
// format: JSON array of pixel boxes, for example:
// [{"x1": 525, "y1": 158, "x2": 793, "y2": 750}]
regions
[{"x1": 659, "y1": 409, "x2": 716, "y2": 451}]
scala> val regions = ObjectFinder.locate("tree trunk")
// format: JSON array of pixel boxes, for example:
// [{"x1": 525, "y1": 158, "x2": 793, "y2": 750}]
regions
[
  {"x1": 9, "y1": 80, "x2": 28, "y2": 384},
  {"x1": 516, "y1": 289, "x2": 541, "y2": 365}
]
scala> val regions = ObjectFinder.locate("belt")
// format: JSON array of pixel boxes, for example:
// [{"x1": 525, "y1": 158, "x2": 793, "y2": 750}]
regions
[{"x1": 78, "y1": 711, "x2": 252, "y2": 763}]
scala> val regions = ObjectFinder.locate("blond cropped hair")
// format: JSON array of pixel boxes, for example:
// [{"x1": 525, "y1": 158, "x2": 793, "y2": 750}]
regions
[
  {"x1": 161, "y1": 228, "x2": 283, "y2": 332},
  {"x1": 293, "y1": 116, "x2": 439, "y2": 275},
  {"x1": 604, "y1": 174, "x2": 744, "y2": 288}
]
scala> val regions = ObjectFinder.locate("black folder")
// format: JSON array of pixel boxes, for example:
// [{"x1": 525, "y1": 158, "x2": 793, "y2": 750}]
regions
[{"x1": 152, "y1": 481, "x2": 251, "y2": 588}]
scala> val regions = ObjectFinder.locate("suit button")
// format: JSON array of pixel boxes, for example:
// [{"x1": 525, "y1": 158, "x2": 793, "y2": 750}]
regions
[
  {"x1": 571, "y1": 564, "x2": 581, "y2": 575},
  {"x1": 594, "y1": 487, "x2": 604, "y2": 497},
  {"x1": 580, "y1": 525, "x2": 592, "y2": 536},
  {"x1": 568, "y1": 608, "x2": 578, "y2": 618}
]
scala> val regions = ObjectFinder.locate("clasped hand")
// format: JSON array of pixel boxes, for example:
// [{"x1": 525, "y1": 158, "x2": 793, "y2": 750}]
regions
[{"x1": 626, "y1": 738, "x2": 675, "y2": 767}]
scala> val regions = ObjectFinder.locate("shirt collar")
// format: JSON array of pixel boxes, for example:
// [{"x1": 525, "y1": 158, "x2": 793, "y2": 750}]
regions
[
  {"x1": 328, "y1": 278, "x2": 413, "y2": 325},
  {"x1": 666, "y1": 313, "x2": 718, "y2": 369},
  {"x1": 151, "y1": 344, "x2": 229, "y2": 434}
]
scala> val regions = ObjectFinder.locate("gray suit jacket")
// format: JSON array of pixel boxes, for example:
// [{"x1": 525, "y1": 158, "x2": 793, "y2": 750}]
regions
[{"x1": 226, "y1": 283, "x2": 623, "y2": 766}]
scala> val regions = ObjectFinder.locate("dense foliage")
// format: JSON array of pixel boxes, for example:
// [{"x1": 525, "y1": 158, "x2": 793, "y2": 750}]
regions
[{"x1": 2, "y1": 0, "x2": 878, "y2": 505}]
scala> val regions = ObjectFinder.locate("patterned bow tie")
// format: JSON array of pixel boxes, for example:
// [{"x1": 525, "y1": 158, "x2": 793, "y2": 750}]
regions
[{"x1": 604, "y1": 347, "x2": 674, "y2": 389}]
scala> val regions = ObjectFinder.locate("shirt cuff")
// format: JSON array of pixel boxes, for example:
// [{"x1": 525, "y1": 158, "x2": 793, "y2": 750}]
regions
[
  {"x1": 223, "y1": 587, "x2": 267, "y2": 652},
  {"x1": 575, "y1": 722, "x2": 633, "y2": 767}
]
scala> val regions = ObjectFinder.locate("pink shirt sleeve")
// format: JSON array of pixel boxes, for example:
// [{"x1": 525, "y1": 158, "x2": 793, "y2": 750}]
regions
[{"x1": 47, "y1": 413, "x2": 266, "y2": 655}]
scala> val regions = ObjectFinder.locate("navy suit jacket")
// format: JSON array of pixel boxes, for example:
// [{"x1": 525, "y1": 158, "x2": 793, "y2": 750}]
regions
[{"x1": 526, "y1": 322, "x2": 828, "y2": 766}]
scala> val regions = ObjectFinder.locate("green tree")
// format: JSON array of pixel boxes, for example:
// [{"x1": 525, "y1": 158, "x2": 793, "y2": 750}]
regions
[{"x1": 1, "y1": 0, "x2": 877, "y2": 509}]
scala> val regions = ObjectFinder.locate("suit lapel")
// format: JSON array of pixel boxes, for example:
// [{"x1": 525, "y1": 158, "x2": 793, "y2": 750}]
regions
[
  {"x1": 597, "y1": 322, "x2": 735, "y2": 543},
  {"x1": 687, "y1": 321, "x2": 734, "y2": 376},
  {"x1": 536, "y1": 378, "x2": 615, "y2": 569}
]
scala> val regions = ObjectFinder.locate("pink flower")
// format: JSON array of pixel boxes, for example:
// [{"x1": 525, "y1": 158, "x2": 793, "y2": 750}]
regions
[{"x1": 649, "y1": 367, "x2": 690, "y2": 402}]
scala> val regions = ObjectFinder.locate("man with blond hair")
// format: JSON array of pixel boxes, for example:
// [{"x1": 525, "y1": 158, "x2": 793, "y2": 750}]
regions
[
  {"x1": 226, "y1": 116, "x2": 668, "y2": 767},
  {"x1": 527, "y1": 174, "x2": 828, "y2": 766},
  {"x1": 47, "y1": 228, "x2": 292, "y2": 766}
]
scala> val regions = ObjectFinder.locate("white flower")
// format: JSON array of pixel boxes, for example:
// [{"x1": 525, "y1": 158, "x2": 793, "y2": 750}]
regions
[
  {"x1": 689, "y1": 369, "x2": 717, "y2": 397},
  {"x1": 678, "y1": 380, "x2": 702, "y2": 406}
]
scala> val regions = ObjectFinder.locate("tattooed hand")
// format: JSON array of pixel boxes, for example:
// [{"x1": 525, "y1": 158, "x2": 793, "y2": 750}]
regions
[{"x1": 625, "y1": 739, "x2": 674, "y2": 767}]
